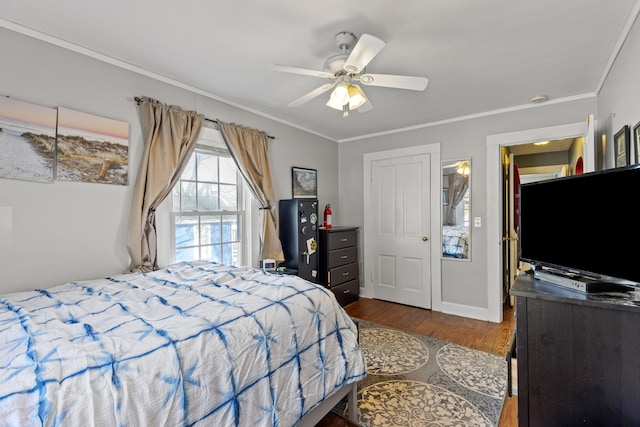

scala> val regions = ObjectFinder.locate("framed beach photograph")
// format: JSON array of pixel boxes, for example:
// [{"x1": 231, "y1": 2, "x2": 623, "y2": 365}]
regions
[
  {"x1": 56, "y1": 107, "x2": 129, "y2": 185},
  {"x1": 614, "y1": 125, "x2": 630, "y2": 168},
  {"x1": 634, "y1": 121, "x2": 640, "y2": 164},
  {"x1": 292, "y1": 167, "x2": 317, "y2": 198},
  {"x1": 0, "y1": 96, "x2": 57, "y2": 183}
]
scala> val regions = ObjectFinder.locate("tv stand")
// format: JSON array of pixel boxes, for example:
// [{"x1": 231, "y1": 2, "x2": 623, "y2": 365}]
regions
[{"x1": 511, "y1": 274, "x2": 640, "y2": 425}]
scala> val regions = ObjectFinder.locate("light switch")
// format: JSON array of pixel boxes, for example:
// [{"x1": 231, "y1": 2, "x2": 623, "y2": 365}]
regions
[{"x1": 473, "y1": 217, "x2": 481, "y2": 228}]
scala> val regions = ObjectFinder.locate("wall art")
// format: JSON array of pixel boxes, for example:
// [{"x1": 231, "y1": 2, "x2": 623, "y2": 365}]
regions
[
  {"x1": 614, "y1": 125, "x2": 630, "y2": 168},
  {"x1": 56, "y1": 107, "x2": 129, "y2": 185},
  {"x1": 292, "y1": 166, "x2": 317, "y2": 198},
  {"x1": 633, "y1": 121, "x2": 640, "y2": 164},
  {"x1": 0, "y1": 96, "x2": 57, "y2": 183}
]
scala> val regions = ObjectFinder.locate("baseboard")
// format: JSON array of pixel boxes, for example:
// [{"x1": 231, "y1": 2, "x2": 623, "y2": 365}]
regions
[
  {"x1": 441, "y1": 301, "x2": 490, "y2": 321},
  {"x1": 357, "y1": 294, "x2": 490, "y2": 321},
  {"x1": 359, "y1": 287, "x2": 372, "y2": 299}
]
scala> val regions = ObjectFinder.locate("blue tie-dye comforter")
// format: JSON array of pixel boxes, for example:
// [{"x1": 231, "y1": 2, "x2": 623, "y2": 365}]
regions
[{"x1": 0, "y1": 261, "x2": 366, "y2": 426}]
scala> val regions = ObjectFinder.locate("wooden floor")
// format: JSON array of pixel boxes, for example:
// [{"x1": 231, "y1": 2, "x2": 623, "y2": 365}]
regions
[{"x1": 316, "y1": 297, "x2": 518, "y2": 427}]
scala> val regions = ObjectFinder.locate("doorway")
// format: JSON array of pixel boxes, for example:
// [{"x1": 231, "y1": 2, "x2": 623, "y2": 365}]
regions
[
  {"x1": 486, "y1": 116, "x2": 595, "y2": 322},
  {"x1": 501, "y1": 138, "x2": 580, "y2": 306},
  {"x1": 363, "y1": 144, "x2": 442, "y2": 310}
]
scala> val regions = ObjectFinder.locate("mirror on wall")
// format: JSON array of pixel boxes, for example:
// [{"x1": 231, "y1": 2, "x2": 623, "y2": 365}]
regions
[{"x1": 442, "y1": 159, "x2": 471, "y2": 260}]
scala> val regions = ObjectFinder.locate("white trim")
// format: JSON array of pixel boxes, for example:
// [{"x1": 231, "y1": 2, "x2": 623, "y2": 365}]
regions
[
  {"x1": 338, "y1": 93, "x2": 596, "y2": 143},
  {"x1": 0, "y1": 18, "x2": 329, "y2": 142},
  {"x1": 441, "y1": 301, "x2": 490, "y2": 322},
  {"x1": 595, "y1": 0, "x2": 640, "y2": 94},
  {"x1": 363, "y1": 143, "x2": 442, "y2": 311},
  {"x1": 485, "y1": 120, "x2": 594, "y2": 323},
  {"x1": 0, "y1": 18, "x2": 604, "y2": 145}
]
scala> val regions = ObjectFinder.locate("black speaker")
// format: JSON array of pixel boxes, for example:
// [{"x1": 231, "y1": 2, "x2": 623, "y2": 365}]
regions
[{"x1": 278, "y1": 199, "x2": 319, "y2": 283}]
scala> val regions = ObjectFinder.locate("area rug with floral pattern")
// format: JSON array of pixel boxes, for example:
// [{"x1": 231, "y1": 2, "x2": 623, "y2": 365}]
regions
[{"x1": 341, "y1": 319, "x2": 508, "y2": 427}]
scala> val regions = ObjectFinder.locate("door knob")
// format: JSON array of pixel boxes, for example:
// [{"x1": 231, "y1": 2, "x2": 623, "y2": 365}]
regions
[{"x1": 422, "y1": 236, "x2": 429, "y2": 241}]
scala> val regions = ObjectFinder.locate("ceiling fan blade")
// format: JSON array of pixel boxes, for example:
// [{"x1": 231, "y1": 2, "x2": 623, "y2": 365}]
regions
[
  {"x1": 272, "y1": 64, "x2": 335, "y2": 79},
  {"x1": 358, "y1": 73, "x2": 429, "y2": 91},
  {"x1": 343, "y1": 34, "x2": 386, "y2": 74},
  {"x1": 288, "y1": 83, "x2": 336, "y2": 107}
]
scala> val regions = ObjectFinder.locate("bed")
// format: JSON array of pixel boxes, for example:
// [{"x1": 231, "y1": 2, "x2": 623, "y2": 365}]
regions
[
  {"x1": 443, "y1": 225, "x2": 470, "y2": 259},
  {"x1": 0, "y1": 260, "x2": 366, "y2": 426}
]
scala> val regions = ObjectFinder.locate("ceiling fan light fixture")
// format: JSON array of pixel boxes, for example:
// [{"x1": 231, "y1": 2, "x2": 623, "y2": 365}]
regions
[
  {"x1": 327, "y1": 83, "x2": 368, "y2": 115},
  {"x1": 276, "y1": 31, "x2": 428, "y2": 114},
  {"x1": 456, "y1": 161, "x2": 470, "y2": 176},
  {"x1": 347, "y1": 85, "x2": 368, "y2": 110},
  {"x1": 326, "y1": 82, "x2": 350, "y2": 110}
]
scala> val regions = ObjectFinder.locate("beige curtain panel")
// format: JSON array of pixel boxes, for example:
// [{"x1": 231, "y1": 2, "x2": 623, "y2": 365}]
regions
[
  {"x1": 445, "y1": 173, "x2": 469, "y2": 226},
  {"x1": 127, "y1": 97, "x2": 204, "y2": 271},
  {"x1": 219, "y1": 121, "x2": 284, "y2": 262}
]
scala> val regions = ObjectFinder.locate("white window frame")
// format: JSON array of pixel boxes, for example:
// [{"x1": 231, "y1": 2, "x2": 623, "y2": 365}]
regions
[{"x1": 168, "y1": 126, "x2": 252, "y2": 266}]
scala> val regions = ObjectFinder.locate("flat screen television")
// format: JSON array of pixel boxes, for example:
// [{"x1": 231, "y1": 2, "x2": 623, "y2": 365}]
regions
[{"x1": 519, "y1": 164, "x2": 640, "y2": 285}]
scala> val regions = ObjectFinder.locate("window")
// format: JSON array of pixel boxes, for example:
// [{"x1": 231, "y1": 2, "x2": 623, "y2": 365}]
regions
[{"x1": 171, "y1": 128, "x2": 245, "y2": 266}]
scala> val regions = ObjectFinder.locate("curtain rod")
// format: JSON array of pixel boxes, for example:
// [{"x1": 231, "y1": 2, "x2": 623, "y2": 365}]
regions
[{"x1": 133, "y1": 96, "x2": 275, "y2": 140}]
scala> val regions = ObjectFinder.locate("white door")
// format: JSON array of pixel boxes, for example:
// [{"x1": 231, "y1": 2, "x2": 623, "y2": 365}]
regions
[
  {"x1": 370, "y1": 153, "x2": 432, "y2": 308},
  {"x1": 584, "y1": 114, "x2": 596, "y2": 171},
  {"x1": 505, "y1": 154, "x2": 519, "y2": 305}
]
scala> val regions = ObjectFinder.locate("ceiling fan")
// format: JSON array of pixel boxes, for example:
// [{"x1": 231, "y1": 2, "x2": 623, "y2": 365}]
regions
[{"x1": 273, "y1": 31, "x2": 429, "y2": 117}]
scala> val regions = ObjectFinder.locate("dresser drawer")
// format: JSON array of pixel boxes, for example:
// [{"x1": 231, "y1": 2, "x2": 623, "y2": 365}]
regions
[
  {"x1": 325, "y1": 230, "x2": 357, "y2": 250},
  {"x1": 331, "y1": 279, "x2": 359, "y2": 307},
  {"x1": 328, "y1": 262, "x2": 359, "y2": 287},
  {"x1": 327, "y1": 246, "x2": 358, "y2": 269}
]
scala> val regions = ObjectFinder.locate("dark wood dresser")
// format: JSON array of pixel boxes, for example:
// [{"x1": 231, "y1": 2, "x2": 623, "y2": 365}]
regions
[
  {"x1": 319, "y1": 227, "x2": 359, "y2": 307},
  {"x1": 510, "y1": 274, "x2": 640, "y2": 426}
]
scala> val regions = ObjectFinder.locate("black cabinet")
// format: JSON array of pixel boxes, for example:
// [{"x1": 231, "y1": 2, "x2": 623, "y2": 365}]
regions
[
  {"x1": 278, "y1": 199, "x2": 319, "y2": 283},
  {"x1": 510, "y1": 274, "x2": 640, "y2": 426},
  {"x1": 319, "y1": 227, "x2": 359, "y2": 306}
]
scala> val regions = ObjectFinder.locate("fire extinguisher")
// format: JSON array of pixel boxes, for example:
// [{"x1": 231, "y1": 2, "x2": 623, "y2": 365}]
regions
[{"x1": 324, "y1": 204, "x2": 332, "y2": 229}]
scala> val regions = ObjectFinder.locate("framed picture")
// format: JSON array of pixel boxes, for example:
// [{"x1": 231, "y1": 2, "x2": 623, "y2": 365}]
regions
[
  {"x1": 614, "y1": 125, "x2": 630, "y2": 168},
  {"x1": 57, "y1": 107, "x2": 129, "y2": 185},
  {"x1": 292, "y1": 167, "x2": 317, "y2": 198},
  {"x1": 0, "y1": 96, "x2": 57, "y2": 183},
  {"x1": 634, "y1": 121, "x2": 640, "y2": 164}
]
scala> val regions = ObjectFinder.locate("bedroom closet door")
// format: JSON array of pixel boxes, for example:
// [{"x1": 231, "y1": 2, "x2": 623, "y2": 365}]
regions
[{"x1": 369, "y1": 153, "x2": 432, "y2": 309}]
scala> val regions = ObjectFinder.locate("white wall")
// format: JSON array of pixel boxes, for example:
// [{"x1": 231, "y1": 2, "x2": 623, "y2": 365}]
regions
[
  {"x1": 597, "y1": 13, "x2": 640, "y2": 167},
  {"x1": 339, "y1": 98, "x2": 595, "y2": 313},
  {"x1": 0, "y1": 28, "x2": 339, "y2": 294}
]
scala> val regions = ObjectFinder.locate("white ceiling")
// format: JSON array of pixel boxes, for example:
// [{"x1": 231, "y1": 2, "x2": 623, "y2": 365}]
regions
[{"x1": 0, "y1": 1, "x2": 637, "y2": 142}]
